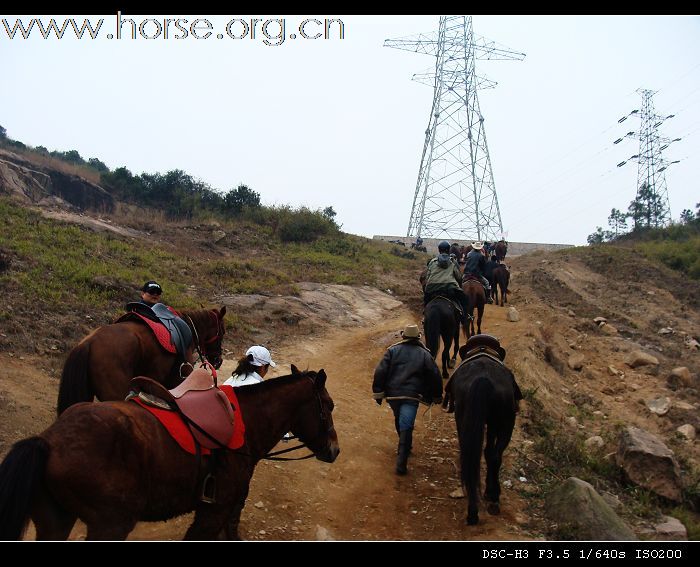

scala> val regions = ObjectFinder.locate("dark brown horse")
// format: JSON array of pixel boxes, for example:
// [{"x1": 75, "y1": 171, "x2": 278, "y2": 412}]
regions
[
  {"x1": 492, "y1": 265, "x2": 510, "y2": 307},
  {"x1": 462, "y1": 279, "x2": 485, "y2": 338},
  {"x1": 0, "y1": 367, "x2": 339, "y2": 540},
  {"x1": 446, "y1": 338, "x2": 518, "y2": 525},
  {"x1": 57, "y1": 307, "x2": 227, "y2": 414},
  {"x1": 424, "y1": 297, "x2": 460, "y2": 380},
  {"x1": 495, "y1": 241, "x2": 507, "y2": 263}
]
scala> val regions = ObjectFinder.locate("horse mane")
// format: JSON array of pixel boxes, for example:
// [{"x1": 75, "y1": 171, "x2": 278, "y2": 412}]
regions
[
  {"x1": 243, "y1": 371, "x2": 316, "y2": 392},
  {"x1": 179, "y1": 308, "x2": 217, "y2": 332}
]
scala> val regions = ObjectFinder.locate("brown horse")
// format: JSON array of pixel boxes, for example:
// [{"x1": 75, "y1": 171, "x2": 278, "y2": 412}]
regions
[
  {"x1": 462, "y1": 279, "x2": 485, "y2": 338},
  {"x1": 0, "y1": 367, "x2": 339, "y2": 540},
  {"x1": 446, "y1": 338, "x2": 518, "y2": 525},
  {"x1": 57, "y1": 307, "x2": 227, "y2": 415},
  {"x1": 492, "y1": 265, "x2": 510, "y2": 307},
  {"x1": 495, "y1": 241, "x2": 507, "y2": 263}
]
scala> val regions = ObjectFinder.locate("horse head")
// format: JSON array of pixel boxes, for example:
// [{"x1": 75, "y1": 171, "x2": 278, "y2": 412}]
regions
[
  {"x1": 183, "y1": 306, "x2": 227, "y2": 370},
  {"x1": 289, "y1": 365, "x2": 340, "y2": 464}
]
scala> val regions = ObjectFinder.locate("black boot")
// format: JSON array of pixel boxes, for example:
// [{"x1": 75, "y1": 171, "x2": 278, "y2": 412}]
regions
[{"x1": 396, "y1": 429, "x2": 413, "y2": 475}]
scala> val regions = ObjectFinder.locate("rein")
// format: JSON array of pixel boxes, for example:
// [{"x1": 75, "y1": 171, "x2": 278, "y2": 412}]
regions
[{"x1": 261, "y1": 376, "x2": 329, "y2": 462}]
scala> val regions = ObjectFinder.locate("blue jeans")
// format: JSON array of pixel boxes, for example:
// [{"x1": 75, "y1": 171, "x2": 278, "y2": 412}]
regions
[{"x1": 387, "y1": 400, "x2": 419, "y2": 433}]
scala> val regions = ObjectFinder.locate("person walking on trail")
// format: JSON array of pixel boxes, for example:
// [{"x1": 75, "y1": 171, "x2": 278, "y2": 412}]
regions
[{"x1": 372, "y1": 324, "x2": 443, "y2": 476}]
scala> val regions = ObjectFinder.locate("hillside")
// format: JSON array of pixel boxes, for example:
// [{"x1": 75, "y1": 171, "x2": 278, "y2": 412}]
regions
[{"x1": 0, "y1": 155, "x2": 698, "y2": 541}]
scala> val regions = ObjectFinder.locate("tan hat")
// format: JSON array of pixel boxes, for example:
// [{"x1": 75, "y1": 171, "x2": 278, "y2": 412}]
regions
[
  {"x1": 472, "y1": 241, "x2": 484, "y2": 250},
  {"x1": 401, "y1": 324, "x2": 421, "y2": 339}
]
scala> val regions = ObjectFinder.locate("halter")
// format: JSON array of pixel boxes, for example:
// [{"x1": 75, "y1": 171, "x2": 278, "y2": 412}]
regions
[{"x1": 263, "y1": 376, "x2": 333, "y2": 461}]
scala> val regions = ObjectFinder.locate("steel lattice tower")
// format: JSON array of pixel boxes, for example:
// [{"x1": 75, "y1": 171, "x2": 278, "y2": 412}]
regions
[
  {"x1": 616, "y1": 89, "x2": 681, "y2": 227},
  {"x1": 385, "y1": 16, "x2": 525, "y2": 241}
]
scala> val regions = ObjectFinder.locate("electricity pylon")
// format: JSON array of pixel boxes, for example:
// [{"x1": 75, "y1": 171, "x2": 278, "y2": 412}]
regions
[
  {"x1": 615, "y1": 89, "x2": 681, "y2": 227},
  {"x1": 385, "y1": 16, "x2": 525, "y2": 242}
]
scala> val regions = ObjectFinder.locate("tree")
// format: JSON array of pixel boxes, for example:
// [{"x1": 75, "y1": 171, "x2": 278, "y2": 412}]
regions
[
  {"x1": 680, "y1": 208, "x2": 695, "y2": 225},
  {"x1": 607, "y1": 207, "x2": 628, "y2": 238},
  {"x1": 88, "y1": 157, "x2": 109, "y2": 173},
  {"x1": 0, "y1": 124, "x2": 6, "y2": 139},
  {"x1": 628, "y1": 181, "x2": 668, "y2": 230},
  {"x1": 587, "y1": 226, "x2": 612, "y2": 245},
  {"x1": 224, "y1": 184, "x2": 260, "y2": 214}
]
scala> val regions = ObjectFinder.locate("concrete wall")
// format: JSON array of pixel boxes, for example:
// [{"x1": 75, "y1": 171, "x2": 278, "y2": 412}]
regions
[{"x1": 373, "y1": 235, "x2": 575, "y2": 257}]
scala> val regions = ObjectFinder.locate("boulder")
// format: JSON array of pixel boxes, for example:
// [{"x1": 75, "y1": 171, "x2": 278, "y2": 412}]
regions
[
  {"x1": 616, "y1": 427, "x2": 682, "y2": 502},
  {"x1": 545, "y1": 477, "x2": 637, "y2": 540},
  {"x1": 652, "y1": 516, "x2": 688, "y2": 541},
  {"x1": 667, "y1": 367, "x2": 694, "y2": 391},
  {"x1": 506, "y1": 307, "x2": 519, "y2": 322},
  {"x1": 568, "y1": 353, "x2": 585, "y2": 371},
  {"x1": 624, "y1": 351, "x2": 659, "y2": 368},
  {"x1": 646, "y1": 397, "x2": 671, "y2": 416},
  {"x1": 676, "y1": 424, "x2": 696, "y2": 441}
]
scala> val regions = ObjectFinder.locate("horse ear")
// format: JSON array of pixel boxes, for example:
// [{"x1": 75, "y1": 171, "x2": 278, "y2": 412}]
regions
[
  {"x1": 458, "y1": 345, "x2": 469, "y2": 360},
  {"x1": 220, "y1": 305, "x2": 227, "y2": 318},
  {"x1": 291, "y1": 364, "x2": 301, "y2": 375},
  {"x1": 316, "y1": 369, "x2": 327, "y2": 388}
]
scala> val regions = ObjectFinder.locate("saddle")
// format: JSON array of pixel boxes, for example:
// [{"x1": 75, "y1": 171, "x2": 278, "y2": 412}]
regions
[
  {"x1": 122, "y1": 303, "x2": 193, "y2": 357},
  {"x1": 129, "y1": 368, "x2": 235, "y2": 450}
]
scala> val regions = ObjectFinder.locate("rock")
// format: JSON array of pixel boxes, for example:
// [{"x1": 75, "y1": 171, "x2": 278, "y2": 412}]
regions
[
  {"x1": 545, "y1": 477, "x2": 637, "y2": 540},
  {"x1": 584, "y1": 436, "x2": 604, "y2": 449},
  {"x1": 673, "y1": 400, "x2": 696, "y2": 411},
  {"x1": 593, "y1": 317, "x2": 608, "y2": 324},
  {"x1": 568, "y1": 353, "x2": 585, "y2": 371},
  {"x1": 676, "y1": 424, "x2": 696, "y2": 441},
  {"x1": 211, "y1": 229, "x2": 227, "y2": 243},
  {"x1": 600, "y1": 323, "x2": 618, "y2": 335},
  {"x1": 646, "y1": 397, "x2": 671, "y2": 416},
  {"x1": 449, "y1": 487, "x2": 465, "y2": 499},
  {"x1": 616, "y1": 426, "x2": 682, "y2": 502},
  {"x1": 566, "y1": 416, "x2": 578, "y2": 428},
  {"x1": 607, "y1": 365, "x2": 623, "y2": 377},
  {"x1": 567, "y1": 309, "x2": 576, "y2": 317},
  {"x1": 652, "y1": 516, "x2": 688, "y2": 541},
  {"x1": 254, "y1": 501, "x2": 265, "y2": 509},
  {"x1": 667, "y1": 367, "x2": 694, "y2": 391},
  {"x1": 624, "y1": 350, "x2": 659, "y2": 368},
  {"x1": 506, "y1": 307, "x2": 520, "y2": 322},
  {"x1": 658, "y1": 327, "x2": 673, "y2": 335},
  {"x1": 601, "y1": 491, "x2": 621, "y2": 510},
  {"x1": 315, "y1": 525, "x2": 334, "y2": 541}
]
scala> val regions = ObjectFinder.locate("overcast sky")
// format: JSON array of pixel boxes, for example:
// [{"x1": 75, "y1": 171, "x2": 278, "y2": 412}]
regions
[{"x1": 2, "y1": 14, "x2": 699, "y2": 245}]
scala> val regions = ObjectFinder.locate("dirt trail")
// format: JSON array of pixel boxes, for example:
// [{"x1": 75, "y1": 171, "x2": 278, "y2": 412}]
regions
[{"x1": 6, "y1": 297, "x2": 537, "y2": 541}]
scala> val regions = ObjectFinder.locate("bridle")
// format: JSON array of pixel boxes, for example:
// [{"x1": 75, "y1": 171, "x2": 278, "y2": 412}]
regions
[
  {"x1": 186, "y1": 311, "x2": 225, "y2": 374},
  {"x1": 263, "y1": 376, "x2": 333, "y2": 461}
]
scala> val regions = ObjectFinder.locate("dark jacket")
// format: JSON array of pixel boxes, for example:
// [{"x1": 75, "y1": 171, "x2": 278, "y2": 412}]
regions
[
  {"x1": 372, "y1": 339, "x2": 442, "y2": 404},
  {"x1": 464, "y1": 249, "x2": 486, "y2": 278}
]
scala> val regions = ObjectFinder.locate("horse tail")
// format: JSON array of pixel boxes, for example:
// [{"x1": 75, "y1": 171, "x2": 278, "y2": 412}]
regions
[
  {"x1": 0, "y1": 436, "x2": 49, "y2": 540},
  {"x1": 424, "y1": 307, "x2": 441, "y2": 358},
  {"x1": 460, "y1": 375, "x2": 493, "y2": 489},
  {"x1": 57, "y1": 341, "x2": 93, "y2": 415}
]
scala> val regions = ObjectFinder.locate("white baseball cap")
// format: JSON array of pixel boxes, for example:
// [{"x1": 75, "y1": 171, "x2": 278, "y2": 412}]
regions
[{"x1": 246, "y1": 345, "x2": 276, "y2": 367}]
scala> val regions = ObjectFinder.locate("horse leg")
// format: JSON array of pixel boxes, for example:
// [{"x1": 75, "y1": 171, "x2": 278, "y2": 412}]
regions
[
  {"x1": 186, "y1": 503, "x2": 230, "y2": 540},
  {"x1": 451, "y1": 324, "x2": 460, "y2": 367},
  {"x1": 86, "y1": 519, "x2": 137, "y2": 540},
  {"x1": 484, "y1": 416, "x2": 515, "y2": 515},
  {"x1": 477, "y1": 306, "x2": 483, "y2": 335},
  {"x1": 32, "y1": 488, "x2": 77, "y2": 540}
]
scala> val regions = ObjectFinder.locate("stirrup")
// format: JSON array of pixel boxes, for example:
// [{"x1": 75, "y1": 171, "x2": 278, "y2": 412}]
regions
[{"x1": 201, "y1": 473, "x2": 216, "y2": 504}]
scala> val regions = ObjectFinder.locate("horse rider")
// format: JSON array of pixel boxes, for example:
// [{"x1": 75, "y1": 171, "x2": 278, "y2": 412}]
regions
[
  {"x1": 463, "y1": 242, "x2": 493, "y2": 304},
  {"x1": 483, "y1": 254, "x2": 500, "y2": 303},
  {"x1": 223, "y1": 345, "x2": 277, "y2": 387},
  {"x1": 372, "y1": 324, "x2": 442, "y2": 475},
  {"x1": 140, "y1": 280, "x2": 164, "y2": 307},
  {"x1": 423, "y1": 240, "x2": 470, "y2": 329}
]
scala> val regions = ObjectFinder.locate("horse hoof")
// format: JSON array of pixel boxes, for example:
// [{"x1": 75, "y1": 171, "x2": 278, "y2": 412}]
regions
[
  {"x1": 486, "y1": 502, "x2": 500, "y2": 516},
  {"x1": 448, "y1": 359, "x2": 456, "y2": 369},
  {"x1": 466, "y1": 515, "x2": 479, "y2": 526}
]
